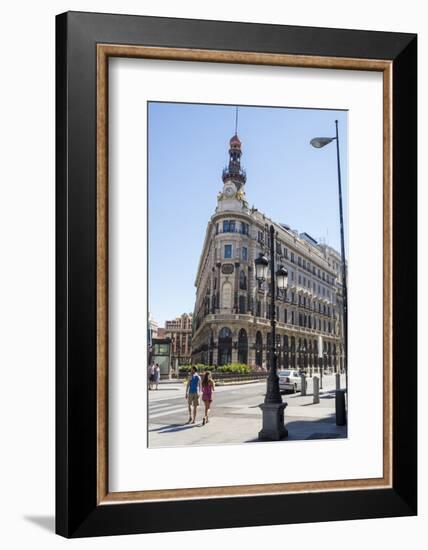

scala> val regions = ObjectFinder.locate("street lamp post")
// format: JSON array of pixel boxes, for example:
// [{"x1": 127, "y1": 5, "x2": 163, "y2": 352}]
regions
[
  {"x1": 300, "y1": 343, "x2": 308, "y2": 376},
  {"x1": 310, "y1": 120, "x2": 348, "y2": 411},
  {"x1": 255, "y1": 225, "x2": 289, "y2": 440}
]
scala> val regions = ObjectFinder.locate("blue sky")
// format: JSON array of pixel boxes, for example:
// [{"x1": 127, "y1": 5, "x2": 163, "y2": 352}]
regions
[{"x1": 148, "y1": 102, "x2": 348, "y2": 326}]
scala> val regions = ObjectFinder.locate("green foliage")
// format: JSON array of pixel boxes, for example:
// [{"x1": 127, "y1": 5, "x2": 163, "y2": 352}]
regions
[
  {"x1": 180, "y1": 364, "x2": 252, "y2": 375},
  {"x1": 179, "y1": 364, "x2": 215, "y2": 374},
  {"x1": 216, "y1": 363, "x2": 251, "y2": 374},
  {"x1": 178, "y1": 365, "x2": 191, "y2": 373}
]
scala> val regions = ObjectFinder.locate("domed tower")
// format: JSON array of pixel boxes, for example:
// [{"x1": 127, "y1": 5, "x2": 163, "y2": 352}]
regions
[{"x1": 222, "y1": 133, "x2": 247, "y2": 191}]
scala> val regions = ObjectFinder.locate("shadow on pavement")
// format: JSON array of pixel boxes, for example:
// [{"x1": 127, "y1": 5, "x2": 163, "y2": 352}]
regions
[
  {"x1": 149, "y1": 423, "x2": 201, "y2": 434},
  {"x1": 319, "y1": 391, "x2": 336, "y2": 399},
  {"x1": 245, "y1": 413, "x2": 347, "y2": 443},
  {"x1": 286, "y1": 413, "x2": 347, "y2": 440},
  {"x1": 149, "y1": 387, "x2": 181, "y2": 392}
]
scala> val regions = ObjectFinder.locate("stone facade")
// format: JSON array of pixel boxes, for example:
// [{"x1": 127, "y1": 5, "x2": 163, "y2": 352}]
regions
[
  {"x1": 165, "y1": 313, "x2": 193, "y2": 366},
  {"x1": 191, "y1": 133, "x2": 345, "y2": 374}
]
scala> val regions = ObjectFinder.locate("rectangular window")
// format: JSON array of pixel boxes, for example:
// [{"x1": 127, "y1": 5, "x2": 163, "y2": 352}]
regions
[
  {"x1": 240, "y1": 222, "x2": 249, "y2": 235},
  {"x1": 224, "y1": 244, "x2": 232, "y2": 258},
  {"x1": 291, "y1": 252, "x2": 295, "y2": 263},
  {"x1": 276, "y1": 242, "x2": 282, "y2": 255},
  {"x1": 223, "y1": 220, "x2": 236, "y2": 233},
  {"x1": 242, "y1": 246, "x2": 248, "y2": 261},
  {"x1": 284, "y1": 309, "x2": 287, "y2": 323},
  {"x1": 298, "y1": 275, "x2": 301, "y2": 284},
  {"x1": 258, "y1": 231, "x2": 264, "y2": 243},
  {"x1": 291, "y1": 271, "x2": 294, "y2": 281},
  {"x1": 298, "y1": 256, "x2": 301, "y2": 266}
]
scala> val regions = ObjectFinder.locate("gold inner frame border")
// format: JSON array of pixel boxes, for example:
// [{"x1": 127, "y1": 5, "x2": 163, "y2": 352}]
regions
[{"x1": 96, "y1": 44, "x2": 393, "y2": 504}]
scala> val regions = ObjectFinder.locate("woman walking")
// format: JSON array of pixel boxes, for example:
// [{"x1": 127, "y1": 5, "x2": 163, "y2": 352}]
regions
[
  {"x1": 201, "y1": 371, "x2": 215, "y2": 425},
  {"x1": 155, "y1": 363, "x2": 161, "y2": 390}
]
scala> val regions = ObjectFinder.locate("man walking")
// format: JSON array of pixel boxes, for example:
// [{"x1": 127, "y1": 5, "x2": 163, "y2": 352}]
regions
[
  {"x1": 148, "y1": 362, "x2": 155, "y2": 390},
  {"x1": 185, "y1": 366, "x2": 201, "y2": 424}
]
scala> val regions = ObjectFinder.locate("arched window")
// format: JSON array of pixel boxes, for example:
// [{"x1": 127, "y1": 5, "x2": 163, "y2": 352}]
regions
[
  {"x1": 283, "y1": 335, "x2": 289, "y2": 369},
  {"x1": 218, "y1": 327, "x2": 232, "y2": 365},
  {"x1": 237, "y1": 329, "x2": 248, "y2": 364},
  {"x1": 255, "y1": 331, "x2": 263, "y2": 367},
  {"x1": 219, "y1": 327, "x2": 232, "y2": 338},
  {"x1": 290, "y1": 336, "x2": 296, "y2": 368},
  {"x1": 208, "y1": 330, "x2": 214, "y2": 366},
  {"x1": 266, "y1": 333, "x2": 272, "y2": 368}
]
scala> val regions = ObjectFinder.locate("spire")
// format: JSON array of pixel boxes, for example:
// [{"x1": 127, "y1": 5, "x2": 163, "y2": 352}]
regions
[{"x1": 222, "y1": 107, "x2": 246, "y2": 189}]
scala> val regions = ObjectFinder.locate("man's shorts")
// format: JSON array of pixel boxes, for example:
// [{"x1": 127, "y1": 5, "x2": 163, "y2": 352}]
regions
[{"x1": 188, "y1": 392, "x2": 199, "y2": 406}]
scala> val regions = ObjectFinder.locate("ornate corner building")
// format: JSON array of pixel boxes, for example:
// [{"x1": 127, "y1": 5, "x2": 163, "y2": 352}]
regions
[
  {"x1": 165, "y1": 313, "x2": 193, "y2": 366},
  {"x1": 191, "y1": 133, "x2": 345, "y2": 373}
]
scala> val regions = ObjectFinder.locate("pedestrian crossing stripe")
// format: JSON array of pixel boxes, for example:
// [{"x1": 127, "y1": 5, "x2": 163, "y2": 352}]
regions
[{"x1": 149, "y1": 406, "x2": 188, "y2": 419}]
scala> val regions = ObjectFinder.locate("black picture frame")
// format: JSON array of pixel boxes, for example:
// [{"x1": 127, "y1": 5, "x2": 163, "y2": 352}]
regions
[{"x1": 56, "y1": 11, "x2": 417, "y2": 538}]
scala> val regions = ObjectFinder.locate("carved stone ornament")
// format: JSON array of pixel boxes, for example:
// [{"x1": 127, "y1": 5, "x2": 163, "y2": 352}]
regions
[{"x1": 221, "y1": 263, "x2": 234, "y2": 275}]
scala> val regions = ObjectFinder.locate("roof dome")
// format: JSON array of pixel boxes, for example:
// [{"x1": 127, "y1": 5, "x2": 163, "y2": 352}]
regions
[{"x1": 230, "y1": 134, "x2": 241, "y2": 146}]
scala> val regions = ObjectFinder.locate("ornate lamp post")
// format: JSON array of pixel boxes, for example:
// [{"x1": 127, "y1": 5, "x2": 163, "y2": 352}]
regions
[
  {"x1": 299, "y1": 342, "x2": 306, "y2": 375},
  {"x1": 310, "y1": 120, "x2": 348, "y2": 416},
  {"x1": 255, "y1": 226, "x2": 288, "y2": 440}
]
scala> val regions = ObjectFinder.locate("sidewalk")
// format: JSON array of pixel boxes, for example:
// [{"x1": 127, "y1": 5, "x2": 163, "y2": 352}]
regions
[
  {"x1": 149, "y1": 412, "x2": 345, "y2": 447},
  {"x1": 148, "y1": 375, "x2": 347, "y2": 447}
]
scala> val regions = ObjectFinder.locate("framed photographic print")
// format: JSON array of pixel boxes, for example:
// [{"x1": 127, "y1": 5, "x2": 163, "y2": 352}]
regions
[{"x1": 56, "y1": 11, "x2": 417, "y2": 538}]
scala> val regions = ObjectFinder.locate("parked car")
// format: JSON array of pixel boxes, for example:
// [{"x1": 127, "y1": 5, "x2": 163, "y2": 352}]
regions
[{"x1": 278, "y1": 370, "x2": 302, "y2": 393}]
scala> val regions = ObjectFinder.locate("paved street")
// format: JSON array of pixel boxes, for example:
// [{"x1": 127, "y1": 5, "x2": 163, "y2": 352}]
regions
[{"x1": 148, "y1": 374, "x2": 347, "y2": 447}]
